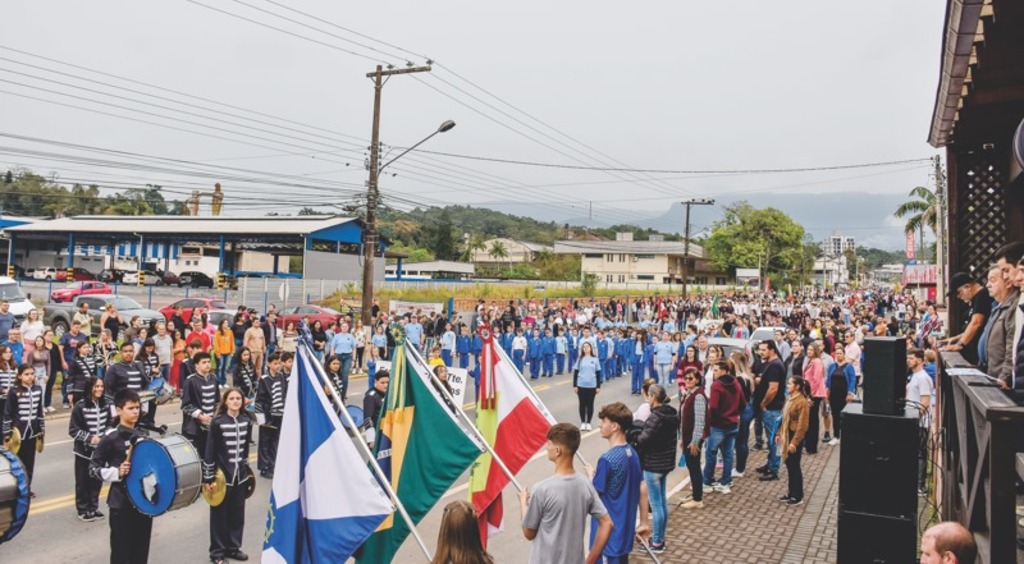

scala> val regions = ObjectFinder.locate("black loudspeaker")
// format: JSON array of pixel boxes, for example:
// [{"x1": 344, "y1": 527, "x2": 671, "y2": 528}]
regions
[
  {"x1": 837, "y1": 510, "x2": 917, "y2": 564},
  {"x1": 862, "y1": 336, "x2": 907, "y2": 415},
  {"x1": 838, "y1": 403, "x2": 919, "y2": 518}
]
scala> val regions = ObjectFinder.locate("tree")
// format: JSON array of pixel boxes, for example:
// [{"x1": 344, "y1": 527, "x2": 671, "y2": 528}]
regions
[
  {"x1": 488, "y1": 240, "x2": 509, "y2": 265},
  {"x1": 704, "y1": 201, "x2": 806, "y2": 279},
  {"x1": 461, "y1": 232, "x2": 488, "y2": 261},
  {"x1": 893, "y1": 186, "x2": 937, "y2": 262},
  {"x1": 423, "y1": 209, "x2": 458, "y2": 261},
  {"x1": 298, "y1": 207, "x2": 322, "y2": 216}
]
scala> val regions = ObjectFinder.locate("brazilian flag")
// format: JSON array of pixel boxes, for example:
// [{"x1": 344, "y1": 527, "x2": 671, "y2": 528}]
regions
[{"x1": 356, "y1": 339, "x2": 483, "y2": 562}]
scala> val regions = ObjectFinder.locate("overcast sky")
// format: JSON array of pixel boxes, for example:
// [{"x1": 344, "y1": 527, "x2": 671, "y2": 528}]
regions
[{"x1": 1, "y1": 1, "x2": 945, "y2": 247}]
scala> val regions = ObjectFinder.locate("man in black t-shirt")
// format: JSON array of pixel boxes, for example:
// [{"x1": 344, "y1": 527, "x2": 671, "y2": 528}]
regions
[
  {"x1": 753, "y1": 340, "x2": 787, "y2": 481},
  {"x1": 941, "y1": 272, "x2": 994, "y2": 366}
]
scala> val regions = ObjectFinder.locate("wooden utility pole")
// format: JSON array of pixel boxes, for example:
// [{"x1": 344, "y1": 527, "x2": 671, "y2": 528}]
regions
[
  {"x1": 933, "y1": 155, "x2": 947, "y2": 305},
  {"x1": 681, "y1": 198, "x2": 714, "y2": 297},
  {"x1": 361, "y1": 64, "x2": 432, "y2": 325}
]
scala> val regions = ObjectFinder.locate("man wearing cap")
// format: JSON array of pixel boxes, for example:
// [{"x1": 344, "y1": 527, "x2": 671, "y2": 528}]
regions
[{"x1": 941, "y1": 272, "x2": 993, "y2": 366}]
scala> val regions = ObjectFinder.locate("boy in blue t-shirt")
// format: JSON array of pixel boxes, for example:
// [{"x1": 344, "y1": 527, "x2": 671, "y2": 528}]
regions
[{"x1": 590, "y1": 402, "x2": 642, "y2": 563}]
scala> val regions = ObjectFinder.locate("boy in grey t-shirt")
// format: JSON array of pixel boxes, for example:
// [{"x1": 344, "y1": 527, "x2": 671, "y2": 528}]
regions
[{"x1": 520, "y1": 423, "x2": 612, "y2": 564}]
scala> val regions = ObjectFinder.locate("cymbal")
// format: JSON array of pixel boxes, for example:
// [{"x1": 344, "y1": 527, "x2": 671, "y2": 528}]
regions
[{"x1": 202, "y1": 469, "x2": 227, "y2": 507}]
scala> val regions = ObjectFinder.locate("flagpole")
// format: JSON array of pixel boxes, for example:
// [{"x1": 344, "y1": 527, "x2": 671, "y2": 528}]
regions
[
  {"x1": 489, "y1": 342, "x2": 592, "y2": 469},
  {"x1": 406, "y1": 343, "x2": 524, "y2": 493},
  {"x1": 308, "y1": 345, "x2": 434, "y2": 562}
]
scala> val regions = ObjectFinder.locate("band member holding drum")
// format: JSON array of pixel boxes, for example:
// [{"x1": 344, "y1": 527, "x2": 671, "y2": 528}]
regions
[
  {"x1": 90, "y1": 389, "x2": 152, "y2": 564},
  {"x1": 203, "y1": 388, "x2": 252, "y2": 563},
  {"x1": 3, "y1": 364, "x2": 44, "y2": 489},
  {"x1": 68, "y1": 341, "x2": 98, "y2": 406},
  {"x1": 255, "y1": 352, "x2": 287, "y2": 479},
  {"x1": 104, "y1": 342, "x2": 150, "y2": 423},
  {"x1": 69, "y1": 376, "x2": 108, "y2": 521},
  {"x1": 181, "y1": 352, "x2": 220, "y2": 456}
]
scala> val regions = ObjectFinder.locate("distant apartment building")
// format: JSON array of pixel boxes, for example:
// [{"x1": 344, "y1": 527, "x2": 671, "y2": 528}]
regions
[
  {"x1": 821, "y1": 232, "x2": 856, "y2": 257},
  {"x1": 554, "y1": 233, "x2": 728, "y2": 286}
]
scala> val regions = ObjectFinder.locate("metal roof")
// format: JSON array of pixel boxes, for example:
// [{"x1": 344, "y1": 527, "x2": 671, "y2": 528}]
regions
[
  {"x1": 928, "y1": 0, "x2": 989, "y2": 147},
  {"x1": 7, "y1": 215, "x2": 358, "y2": 236},
  {"x1": 554, "y1": 239, "x2": 704, "y2": 258}
]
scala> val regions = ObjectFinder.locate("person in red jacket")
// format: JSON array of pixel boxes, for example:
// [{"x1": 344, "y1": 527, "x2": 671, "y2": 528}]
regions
[
  {"x1": 678, "y1": 367, "x2": 708, "y2": 509},
  {"x1": 701, "y1": 359, "x2": 748, "y2": 495}
]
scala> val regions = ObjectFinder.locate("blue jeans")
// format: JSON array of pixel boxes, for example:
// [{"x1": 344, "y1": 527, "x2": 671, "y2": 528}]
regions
[
  {"x1": 339, "y1": 353, "x2": 353, "y2": 400},
  {"x1": 703, "y1": 425, "x2": 738, "y2": 486},
  {"x1": 216, "y1": 354, "x2": 232, "y2": 386},
  {"x1": 735, "y1": 403, "x2": 754, "y2": 473},
  {"x1": 630, "y1": 361, "x2": 643, "y2": 393},
  {"x1": 643, "y1": 470, "x2": 668, "y2": 545},
  {"x1": 761, "y1": 409, "x2": 783, "y2": 473}
]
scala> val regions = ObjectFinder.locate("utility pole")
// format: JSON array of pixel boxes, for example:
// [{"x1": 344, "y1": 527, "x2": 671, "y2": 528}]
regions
[
  {"x1": 361, "y1": 63, "x2": 432, "y2": 326},
  {"x1": 681, "y1": 198, "x2": 714, "y2": 298},
  {"x1": 933, "y1": 155, "x2": 947, "y2": 305}
]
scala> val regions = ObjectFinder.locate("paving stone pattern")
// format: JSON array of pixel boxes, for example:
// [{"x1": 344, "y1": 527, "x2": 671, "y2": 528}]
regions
[{"x1": 633, "y1": 444, "x2": 840, "y2": 564}]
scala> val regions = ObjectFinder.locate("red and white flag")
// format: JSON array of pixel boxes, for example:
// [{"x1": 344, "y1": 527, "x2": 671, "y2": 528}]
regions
[{"x1": 468, "y1": 327, "x2": 554, "y2": 545}]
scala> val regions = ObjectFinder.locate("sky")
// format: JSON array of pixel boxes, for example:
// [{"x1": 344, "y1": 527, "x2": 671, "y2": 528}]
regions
[{"x1": 0, "y1": 1, "x2": 947, "y2": 249}]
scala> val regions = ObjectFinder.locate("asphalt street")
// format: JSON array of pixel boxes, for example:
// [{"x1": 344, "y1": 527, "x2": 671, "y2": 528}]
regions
[{"x1": 0, "y1": 367, "x2": 690, "y2": 564}]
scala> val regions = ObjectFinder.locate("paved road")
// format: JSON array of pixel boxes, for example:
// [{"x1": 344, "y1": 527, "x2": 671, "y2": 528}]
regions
[{"x1": 0, "y1": 368, "x2": 687, "y2": 563}]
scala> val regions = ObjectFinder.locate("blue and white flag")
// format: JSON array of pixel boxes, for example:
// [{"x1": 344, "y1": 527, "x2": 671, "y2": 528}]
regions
[{"x1": 263, "y1": 345, "x2": 393, "y2": 563}]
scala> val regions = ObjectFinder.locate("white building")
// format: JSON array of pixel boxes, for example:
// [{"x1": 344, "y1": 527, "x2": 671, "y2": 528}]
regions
[
  {"x1": 821, "y1": 232, "x2": 856, "y2": 257},
  {"x1": 812, "y1": 254, "x2": 849, "y2": 287},
  {"x1": 471, "y1": 238, "x2": 550, "y2": 263},
  {"x1": 385, "y1": 260, "x2": 475, "y2": 280},
  {"x1": 554, "y1": 234, "x2": 728, "y2": 286}
]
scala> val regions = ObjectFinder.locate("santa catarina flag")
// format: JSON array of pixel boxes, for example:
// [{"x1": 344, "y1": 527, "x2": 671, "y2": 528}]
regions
[
  {"x1": 356, "y1": 339, "x2": 484, "y2": 563},
  {"x1": 469, "y1": 327, "x2": 555, "y2": 544}
]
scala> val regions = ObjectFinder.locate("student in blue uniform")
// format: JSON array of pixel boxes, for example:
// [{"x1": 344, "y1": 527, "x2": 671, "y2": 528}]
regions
[
  {"x1": 596, "y1": 331, "x2": 609, "y2": 385},
  {"x1": 567, "y1": 328, "x2": 579, "y2": 370},
  {"x1": 555, "y1": 329, "x2": 568, "y2": 375},
  {"x1": 456, "y1": 327, "x2": 472, "y2": 370},
  {"x1": 644, "y1": 334, "x2": 658, "y2": 381},
  {"x1": 527, "y1": 328, "x2": 543, "y2": 380},
  {"x1": 440, "y1": 323, "x2": 456, "y2": 367},
  {"x1": 541, "y1": 328, "x2": 555, "y2": 378},
  {"x1": 501, "y1": 325, "x2": 515, "y2": 356},
  {"x1": 511, "y1": 328, "x2": 527, "y2": 373},
  {"x1": 631, "y1": 331, "x2": 646, "y2": 395}
]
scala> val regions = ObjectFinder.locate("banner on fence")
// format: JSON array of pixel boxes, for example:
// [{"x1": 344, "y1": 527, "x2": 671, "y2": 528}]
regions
[
  {"x1": 389, "y1": 300, "x2": 445, "y2": 316},
  {"x1": 374, "y1": 360, "x2": 467, "y2": 408}
]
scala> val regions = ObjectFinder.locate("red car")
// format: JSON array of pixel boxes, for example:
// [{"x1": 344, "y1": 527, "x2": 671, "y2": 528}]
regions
[
  {"x1": 55, "y1": 267, "x2": 97, "y2": 282},
  {"x1": 276, "y1": 304, "x2": 343, "y2": 330},
  {"x1": 159, "y1": 298, "x2": 230, "y2": 325},
  {"x1": 49, "y1": 281, "x2": 112, "y2": 303}
]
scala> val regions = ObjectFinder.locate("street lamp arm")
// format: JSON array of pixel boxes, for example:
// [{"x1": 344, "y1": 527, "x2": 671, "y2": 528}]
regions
[{"x1": 378, "y1": 120, "x2": 455, "y2": 173}]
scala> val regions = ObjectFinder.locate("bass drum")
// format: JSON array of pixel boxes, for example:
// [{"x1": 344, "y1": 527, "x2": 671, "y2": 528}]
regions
[
  {"x1": 0, "y1": 447, "x2": 29, "y2": 544},
  {"x1": 125, "y1": 434, "x2": 202, "y2": 517}
]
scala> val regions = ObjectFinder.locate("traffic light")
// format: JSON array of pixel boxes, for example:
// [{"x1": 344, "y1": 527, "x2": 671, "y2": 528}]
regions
[
  {"x1": 66, "y1": 267, "x2": 74, "y2": 282},
  {"x1": 6, "y1": 265, "x2": 13, "y2": 277},
  {"x1": 137, "y1": 271, "x2": 144, "y2": 287},
  {"x1": 217, "y1": 272, "x2": 227, "y2": 290}
]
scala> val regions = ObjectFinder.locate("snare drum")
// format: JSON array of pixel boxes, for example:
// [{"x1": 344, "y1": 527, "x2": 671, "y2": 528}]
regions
[
  {"x1": 125, "y1": 434, "x2": 202, "y2": 517},
  {"x1": 0, "y1": 447, "x2": 29, "y2": 544}
]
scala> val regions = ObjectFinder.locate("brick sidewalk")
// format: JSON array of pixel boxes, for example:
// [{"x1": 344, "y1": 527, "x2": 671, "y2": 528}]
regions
[{"x1": 634, "y1": 442, "x2": 840, "y2": 563}]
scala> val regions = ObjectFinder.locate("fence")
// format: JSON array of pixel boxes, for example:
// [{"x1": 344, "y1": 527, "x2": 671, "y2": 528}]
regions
[{"x1": 937, "y1": 351, "x2": 1024, "y2": 563}]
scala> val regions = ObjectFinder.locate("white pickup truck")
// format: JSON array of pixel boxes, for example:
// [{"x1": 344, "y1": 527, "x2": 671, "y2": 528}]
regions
[{"x1": 0, "y1": 276, "x2": 36, "y2": 323}]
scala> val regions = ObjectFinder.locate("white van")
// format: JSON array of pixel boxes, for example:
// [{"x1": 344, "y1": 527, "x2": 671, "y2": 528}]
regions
[{"x1": 0, "y1": 276, "x2": 34, "y2": 322}]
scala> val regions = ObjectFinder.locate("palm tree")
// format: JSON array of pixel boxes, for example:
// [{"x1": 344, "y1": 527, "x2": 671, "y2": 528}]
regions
[
  {"x1": 462, "y1": 233, "x2": 488, "y2": 261},
  {"x1": 488, "y1": 240, "x2": 509, "y2": 266},
  {"x1": 894, "y1": 186, "x2": 937, "y2": 262}
]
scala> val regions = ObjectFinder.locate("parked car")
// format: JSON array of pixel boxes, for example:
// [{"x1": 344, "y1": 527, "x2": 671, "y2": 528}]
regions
[
  {"x1": 749, "y1": 326, "x2": 789, "y2": 343},
  {"x1": 0, "y1": 276, "x2": 34, "y2": 323},
  {"x1": 156, "y1": 270, "x2": 179, "y2": 286},
  {"x1": 205, "y1": 308, "x2": 238, "y2": 330},
  {"x1": 707, "y1": 337, "x2": 755, "y2": 364},
  {"x1": 33, "y1": 267, "x2": 59, "y2": 280},
  {"x1": 43, "y1": 294, "x2": 165, "y2": 339},
  {"x1": 22, "y1": 267, "x2": 35, "y2": 280},
  {"x1": 55, "y1": 267, "x2": 97, "y2": 282},
  {"x1": 98, "y1": 269, "x2": 127, "y2": 283},
  {"x1": 122, "y1": 270, "x2": 160, "y2": 286},
  {"x1": 178, "y1": 271, "x2": 215, "y2": 288},
  {"x1": 276, "y1": 304, "x2": 344, "y2": 330},
  {"x1": 159, "y1": 298, "x2": 229, "y2": 325},
  {"x1": 50, "y1": 281, "x2": 112, "y2": 303}
]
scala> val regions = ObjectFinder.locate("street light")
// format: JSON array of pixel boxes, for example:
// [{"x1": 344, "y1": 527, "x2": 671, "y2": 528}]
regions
[{"x1": 361, "y1": 120, "x2": 456, "y2": 325}]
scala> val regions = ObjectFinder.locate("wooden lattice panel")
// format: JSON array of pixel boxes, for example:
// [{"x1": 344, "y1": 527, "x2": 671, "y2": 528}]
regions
[{"x1": 956, "y1": 153, "x2": 1007, "y2": 276}]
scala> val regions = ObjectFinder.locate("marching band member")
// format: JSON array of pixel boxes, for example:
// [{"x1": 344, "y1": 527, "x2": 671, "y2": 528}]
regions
[
  {"x1": 69, "y1": 376, "x2": 108, "y2": 521},
  {"x1": 255, "y1": 351, "x2": 287, "y2": 478},
  {"x1": 3, "y1": 363, "x2": 44, "y2": 490},
  {"x1": 0, "y1": 345, "x2": 17, "y2": 418},
  {"x1": 323, "y1": 355, "x2": 346, "y2": 404},
  {"x1": 90, "y1": 389, "x2": 152, "y2": 563},
  {"x1": 67, "y1": 340, "x2": 98, "y2": 406},
  {"x1": 231, "y1": 347, "x2": 257, "y2": 405},
  {"x1": 103, "y1": 342, "x2": 150, "y2": 422},
  {"x1": 202, "y1": 387, "x2": 252, "y2": 564},
  {"x1": 181, "y1": 352, "x2": 220, "y2": 456}
]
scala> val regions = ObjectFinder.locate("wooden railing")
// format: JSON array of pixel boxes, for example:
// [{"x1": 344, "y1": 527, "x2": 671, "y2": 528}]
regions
[{"x1": 937, "y1": 351, "x2": 1024, "y2": 563}]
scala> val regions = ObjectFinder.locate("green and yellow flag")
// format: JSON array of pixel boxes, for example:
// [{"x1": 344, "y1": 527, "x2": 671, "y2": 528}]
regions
[{"x1": 356, "y1": 339, "x2": 484, "y2": 563}]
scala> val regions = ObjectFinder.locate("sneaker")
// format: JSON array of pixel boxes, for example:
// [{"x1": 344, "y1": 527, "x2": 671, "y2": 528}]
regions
[
  {"x1": 758, "y1": 472, "x2": 779, "y2": 482},
  {"x1": 828, "y1": 438, "x2": 840, "y2": 446},
  {"x1": 46, "y1": 406, "x2": 56, "y2": 413},
  {"x1": 712, "y1": 484, "x2": 731, "y2": 494},
  {"x1": 785, "y1": 497, "x2": 804, "y2": 506},
  {"x1": 778, "y1": 494, "x2": 792, "y2": 502},
  {"x1": 77, "y1": 512, "x2": 91, "y2": 522},
  {"x1": 681, "y1": 500, "x2": 704, "y2": 509},
  {"x1": 92, "y1": 510, "x2": 105, "y2": 519},
  {"x1": 731, "y1": 469, "x2": 744, "y2": 478},
  {"x1": 649, "y1": 541, "x2": 666, "y2": 554},
  {"x1": 755, "y1": 465, "x2": 770, "y2": 474},
  {"x1": 702, "y1": 484, "x2": 714, "y2": 493},
  {"x1": 822, "y1": 433, "x2": 832, "y2": 443}
]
